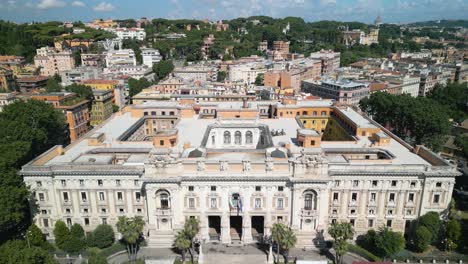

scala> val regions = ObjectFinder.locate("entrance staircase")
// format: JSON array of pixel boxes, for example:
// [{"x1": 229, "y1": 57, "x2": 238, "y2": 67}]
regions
[
  {"x1": 147, "y1": 230, "x2": 174, "y2": 248},
  {"x1": 296, "y1": 231, "x2": 325, "y2": 249}
]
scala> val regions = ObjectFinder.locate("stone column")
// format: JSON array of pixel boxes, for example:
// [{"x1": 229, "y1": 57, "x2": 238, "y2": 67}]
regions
[
  {"x1": 265, "y1": 186, "x2": 273, "y2": 236},
  {"x1": 290, "y1": 186, "x2": 301, "y2": 230},
  {"x1": 200, "y1": 187, "x2": 209, "y2": 241},
  {"x1": 220, "y1": 213, "x2": 231, "y2": 244},
  {"x1": 242, "y1": 213, "x2": 253, "y2": 243}
]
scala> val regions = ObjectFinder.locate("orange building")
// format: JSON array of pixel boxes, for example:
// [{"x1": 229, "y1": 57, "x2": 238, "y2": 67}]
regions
[{"x1": 31, "y1": 93, "x2": 90, "y2": 142}]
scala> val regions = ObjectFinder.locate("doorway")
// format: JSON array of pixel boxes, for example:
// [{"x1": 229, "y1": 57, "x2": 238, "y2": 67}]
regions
[
  {"x1": 208, "y1": 216, "x2": 221, "y2": 241},
  {"x1": 251, "y1": 216, "x2": 264, "y2": 241},
  {"x1": 229, "y1": 216, "x2": 242, "y2": 241}
]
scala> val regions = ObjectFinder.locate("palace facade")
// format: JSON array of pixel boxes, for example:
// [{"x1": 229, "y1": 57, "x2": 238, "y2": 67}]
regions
[{"x1": 22, "y1": 98, "x2": 459, "y2": 248}]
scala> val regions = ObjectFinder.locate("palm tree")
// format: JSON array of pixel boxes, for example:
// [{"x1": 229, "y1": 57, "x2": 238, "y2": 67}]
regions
[
  {"x1": 328, "y1": 222, "x2": 354, "y2": 264},
  {"x1": 116, "y1": 216, "x2": 145, "y2": 263},
  {"x1": 280, "y1": 227, "x2": 297, "y2": 264},
  {"x1": 174, "y1": 230, "x2": 191, "y2": 263},
  {"x1": 271, "y1": 222, "x2": 286, "y2": 264},
  {"x1": 175, "y1": 218, "x2": 200, "y2": 264}
]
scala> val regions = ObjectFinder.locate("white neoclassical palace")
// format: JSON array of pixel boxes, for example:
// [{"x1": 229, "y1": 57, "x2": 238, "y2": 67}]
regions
[{"x1": 22, "y1": 99, "x2": 460, "y2": 248}]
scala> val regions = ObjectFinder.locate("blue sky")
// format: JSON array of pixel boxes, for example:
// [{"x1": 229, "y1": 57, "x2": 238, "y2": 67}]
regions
[{"x1": 0, "y1": 0, "x2": 467, "y2": 24}]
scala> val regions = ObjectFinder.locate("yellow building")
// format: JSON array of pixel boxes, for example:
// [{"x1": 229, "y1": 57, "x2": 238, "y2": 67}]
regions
[
  {"x1": 90, "y1": 89, "x2": 113, "y2": 126},
  {"x1": 0, "y1": 67, "x2": 17, "y2": 91},
  {"x1": 81, "y1": 79, "x2": 119, "y2": 90}
]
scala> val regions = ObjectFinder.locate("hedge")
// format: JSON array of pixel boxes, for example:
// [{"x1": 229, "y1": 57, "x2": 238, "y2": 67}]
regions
[{"x1": 348, "y1": 244, "x2": 381, "y2": 262}]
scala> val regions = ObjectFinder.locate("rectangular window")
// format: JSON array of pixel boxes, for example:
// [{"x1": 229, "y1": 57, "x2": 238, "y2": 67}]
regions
[
  {"x1": 210, "y1": 186, "x2": 216, "y2": 192},
  {"x1": 391, "y1": 180, "x2": 397, "y2": 187},
  {"x1": 350, "y1": 219, "x2": 355, "y2": 226},
  {"x1": 389, "y1": 193, "x2": 395, "y2": 202},
  {"x1": 188, "y1": 198, "x2": 195, "y2": 208},
  {"x1": 43, "y1": 219, "x2": 49, "y2": 227},
  {"x1": 81, "y1": 192, "x2": 87, "y2": 202},
  {"x1": 433, "y1": 194, "x2": 440, "y2": 204},
  {"x1": 333, "y1": 193, "x2": 339, "y2": 201},
  {"x1": 102, "y1": 218, "x2": 107, "y2": 224},
  {"x1": 387, "y1": 220, "x2": 392, "y2": 227},
  {"x1": 410, "y1": 181, "x2": 416, "y2": 187},
  {"x1": 119, "y1": 208, "x2": 124, "y2": 213},
  {"x1": 134, "y1": 180, "x2": 139, "y2": 186},
  {"x1": 117, "y1": 192, "x2": 123, "y2": 201},
  {"x1": 370, "y1": 193, "x2": 376, "y2": 202},
  {"x1": 353, "y1": 180, "x2": 359, "y2": 187},
  {"x1": 351, "y1": 193, "x2": 357, "y2": 202},
  {"x1": 188, "y1": 186, "x2": 194, "y2": 192},
  {"x1": 135, "y1": 192, "x2": 141, "y2": 202},
  {"x1": 334, "y1": 180, "x2": 340, "y2": 187},
  {"x1": 368, "y1": 219, "x2": 374, "y2": 228},
  {"x1": 84, "y1": 218, "x2": 90, "y2": 226},
  {"x1": 61, "y1": 180, "x2": 66, "y2": 187},
  {"x1": 210, "y1": 198, "x2": 217, "y2": 208},
  {"x1": 41, "y1": 210, "x2": 47, "y2": 215},
  {"x1": 436, "y1": 182, "x2": 442, "y2": 188},
  {"x1": 369, "y1": 209, "x2": 375, "y2": 215},
  {"x1": 38, "y1": 193, "x2": 45, "y2": 201},
  {"x1": 277, "y1": 198, "x2": 284, "y2": 209},
  {"x1": 66, "y1": 218, "x2": 72, "y2": 226},
  {"x1": 331, "y1": 219, "x2": 337, "y2": 224},
  {"x1": 98, "y1": 179, "x2": 103, "y2": 186},
  {"x1": 36, "y1": 181, "x2": 42, "y2": 187},
  {"x1": 255, "y1": 186, "x2": 261, "y2": 191},
  {"x1": 83, "y1": 208, "x2": 89, "y2": 214},
  {"x1": 278, "y1": 186, "x2": 284, "y2": 192},
  {"x1": 408, "y1": 193, "x2": 415, "y2": 202},
  {"x1": 101, "y1": 208, "x2": 107, "y2": 213},
  {"x1": 99, "y1": 192, "x2": 105, "y2": 201},
  {"x1": 116, "y1": 180, "x2": 121, "y2": 186},
  {"x1": 372, "y1": 180, "x2": 378, "y2": 187},
  {"x1": 254, "y1": 198, "x2": 261, "y2": 209},
  {"x1": 79, "y1": 180, "x2": 84, "y2": 186},
  {"x1": 63, "y1": 192, "x2": 69, "y2": 202},
  {"x1": 137, "y1": 208, "x2": 142, "y2": 213}
]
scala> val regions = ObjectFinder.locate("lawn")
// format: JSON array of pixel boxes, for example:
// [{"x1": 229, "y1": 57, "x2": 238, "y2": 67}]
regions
[{"x1": 391, "y1": 247, "x2": 468, "y2": 262}]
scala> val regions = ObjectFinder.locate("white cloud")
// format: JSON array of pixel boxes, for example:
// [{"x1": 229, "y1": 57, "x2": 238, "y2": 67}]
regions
[
  {"x1": 37, "y1": 0, "x2": 66, "y2": 9},
  {"x1": 320, "y1": 0, "x2": 336, "y2": 5},
  {"x1": 93, "y1": 2, "x2": 115, "y2": 12},
  {"x1": 71, "y1": 1, "x2": 85, "y2": 7}
]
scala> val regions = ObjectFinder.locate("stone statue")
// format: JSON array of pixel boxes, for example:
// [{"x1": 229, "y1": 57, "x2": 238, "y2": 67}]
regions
[
  {"x1": 265, "y1": 158, "x2": 274, "y2": 171},
  {"x1": 243, "y1": 160, "x2": 251, "y2": 172},
  {"x1": 197, "y1": 161, "x2": 205, "y2": 171},
  {"x1": 220, "y1": 161, "x2": 229, "y2": 171}
]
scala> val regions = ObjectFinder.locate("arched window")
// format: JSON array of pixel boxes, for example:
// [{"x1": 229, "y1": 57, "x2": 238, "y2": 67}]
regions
[
  {"x1": 304, "y1": 194, "x2": 313, "y2": 210},
  {"x1": 246, "y1": 131, "x2": 253, "y2": 144},
  {"x1": 160, "y1": 193, "x2": 169, "y2": 209},
  {"x1": 304, "y1": 190, "x2": 317, "y2": 210},
  {"x1": 224, "y1": 131, "x2": 231, "y2": 144},
  {"x1": 234, "y1": 131, "x2": 242, "y2": 145}
]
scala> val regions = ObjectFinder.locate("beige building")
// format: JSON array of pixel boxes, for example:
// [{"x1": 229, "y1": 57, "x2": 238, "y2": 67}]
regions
[
  {"x1": 34, "y1": 47, "x2": 75, "y2": 76},
  {"x1": 22, "y1": 99, "x2": 458, "y2": 249}
]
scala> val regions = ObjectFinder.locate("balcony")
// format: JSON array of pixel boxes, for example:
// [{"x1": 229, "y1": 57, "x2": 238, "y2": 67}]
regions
[
  {"x1": 332, "y1": 199, "x2": 339, "y2": 206},
  {"x1": 405, "y1": 201, "x2": 415, "y2": 207},
  {"x1": 386, "y1": 200, "x2": 396, "y2": 207},
  {"x1": 368, "y1": 200, "x2": 377, "y2": 207},
  {"x1": 301, "y1": 208, "x2": 317, "y2": 216},
  {"x1": 155, "y1": 208, "x2": 172, "y2": 216},
  {"x1": 349, "y1": 200, "x2": 358, "y2": 207}
]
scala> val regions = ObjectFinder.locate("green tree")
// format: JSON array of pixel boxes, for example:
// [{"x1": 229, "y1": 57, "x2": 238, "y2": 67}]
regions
[
  {"x1": 0, "y1": 100, "x2": 68, "y2": 160},
  {"x1": 418, "y1": 212, "x2": 442, "y2": 243},
  {"x1": 65, "y1": 83, "x2": 93, "y2": 100},
  {"x1": 454, "y1": 135, "x2": 468, "y2": 159},
  {"x1": 0, "y1": 239, "x2": 57, "y2": 264},
  {"x1": 217, "y1": 71, "x2": 227, "y2": 82},
  {"x1": 128, "y1": 78, "x2": 151, "y2": 97},
  {"x1": 259, "y1": 89, "x2": 271, "y2": 100},
  {"x1": 87, "y1": 247, "x2": 108, "y2": 264},
  {"x1": 53, "y1": 220, "x2": 70, "y2": 250},
  {"x1": 45, "y1": 78, "x2": 62, "y2": 93},
  {"x1": 279, "y1": 226, "x2": 297, "y2": 264},
  {"x1": 413, "y1": 225, "x2": 432, "y2": 252},
  {"x1": 0, "y1": 165, "x2": 30, "y2": 242},
  {"x1": 271, "y1": 222, "x2": 286, "y2": 264},
  {"x1": 255, "y1": 73, "x2": 264, "y2": 86},
  {"x1": 116, "y1": 216, "x2": 145, "y2": 262},
  {"x1": 153, "y1": 60, "x2": 174, "y2": 80},
  {"x1": 328, "y1": 222, "x2": 354, "y2": 264},
  {"x1": 180, "y1": 217, "x2": 200, "y2": 264},
  {"x1": 174, "y1": 229, "x2": 191, "y2": 263},
  {"x1": 374, "y1": 226, "x2": 405, "y2": 259},
  {"x1": 444, "y1": 219, "x2": 461, "y2": 251},
  {"x1": 26, "y1": 224, "x2": 46, "y2": 248},
  {"x1": 90, "y1": 224, "x2": 114, "y2": 249}
]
